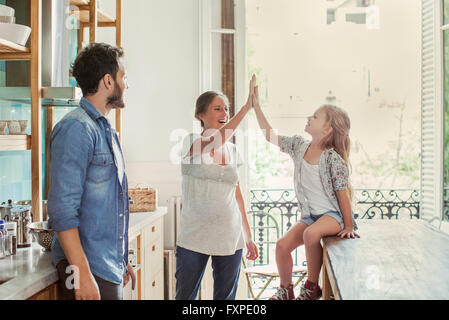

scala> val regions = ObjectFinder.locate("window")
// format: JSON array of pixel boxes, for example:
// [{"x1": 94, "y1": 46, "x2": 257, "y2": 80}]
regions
[
  {"x1": 200, "y1": 0, "x2": 236, "y2": 116},
  {"x1": 327, "y1": 9, "x2": 336, "y2": 24},
  {"x1": 443, "y1": 0, "x2": 449, "y2": 222},
  {"x1": 326, "y1": 0, "x2": 377, "y2": 26},
  {"x1": 346, "y1": 12, "x2": 366, "y2": 24},
  {"x1": 420, "y1": 0, "x2": 446, "y2": 227},
  {"x1": 247, "y1": 0, "x2": 420, "y2": 191}
]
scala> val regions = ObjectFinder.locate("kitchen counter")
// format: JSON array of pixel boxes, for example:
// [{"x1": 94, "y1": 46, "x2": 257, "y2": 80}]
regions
[
  {"x1": 0, "y1": 243, "x2": 58, "y2": 300},
  {"x1": 128, "y1": 207, "x2": 167, "y2": 240},
  {"x1": 0, "y1": 207, "x2": 168, "y2": 300}
]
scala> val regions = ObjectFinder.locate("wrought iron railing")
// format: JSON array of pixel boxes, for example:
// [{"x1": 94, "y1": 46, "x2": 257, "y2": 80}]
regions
[
  {"x1": 249, "y1": 188, "x2": 420, "y2": 266},
  {"x1": 444, "y1": 187, "x2": 449, "y2": 222}
]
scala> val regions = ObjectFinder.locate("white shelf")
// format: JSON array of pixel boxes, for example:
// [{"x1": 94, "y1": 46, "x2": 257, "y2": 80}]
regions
[{"x1": 0, "y1": 135, "x2": 31, "y2": 151}]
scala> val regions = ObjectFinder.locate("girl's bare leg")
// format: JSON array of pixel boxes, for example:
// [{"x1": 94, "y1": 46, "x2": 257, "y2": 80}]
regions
[
  {"x1": 303, "y1": 216, "x2": 341, "y2": 284},
  {"x1": 276, "y1": 222, "x2": 309, "y2": 288}
]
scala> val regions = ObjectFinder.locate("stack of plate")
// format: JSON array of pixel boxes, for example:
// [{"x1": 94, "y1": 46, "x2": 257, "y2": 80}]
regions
[{"x1": 0, "y1": 4, "x2": 31, "y2": 46}]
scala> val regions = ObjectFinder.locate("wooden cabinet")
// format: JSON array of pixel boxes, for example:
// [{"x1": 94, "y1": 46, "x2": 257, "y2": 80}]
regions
[
  {"x1": 24, "y1": 213, "x2": 166, "y2": 301},
  {"x1": 124, "y1": 214, "x2": 165, "y2": 300},
  {"x1": 141, "y1": 217, "x2": 164, "y2": 300},
  {"x1": 123, "y1": 234, "x2": 141, "y2": 301},
  {"x1": 27, "y1": 283, "x2": 60, "y2": 300},
  {"x1": 123, "y1": 271, "x2": 139, "y2": 300}
]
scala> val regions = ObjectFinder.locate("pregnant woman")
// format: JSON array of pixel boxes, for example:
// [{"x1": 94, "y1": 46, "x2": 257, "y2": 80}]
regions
[{"x1": 175, "y1": 77, "x2": 259, "y2": 300}]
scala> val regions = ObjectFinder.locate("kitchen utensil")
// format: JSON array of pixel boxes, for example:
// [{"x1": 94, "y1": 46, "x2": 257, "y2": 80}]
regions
[
  {"x1": 28, "y1": 221, "x2": 54, "y2": 252},
  {"x1": 5, "y1": 222, "x2": 17, "y2": 255},
  {"x1": 11, "y1": 205, "x2": 32, "y2": 248},
  {"x1": 0, "y1": 200, "x2": 13, "y2": 221}
]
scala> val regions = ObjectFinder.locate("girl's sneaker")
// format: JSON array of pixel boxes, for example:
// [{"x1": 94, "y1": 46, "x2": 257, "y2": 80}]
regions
[
  {"x1": 296, "y1": 281, "x2": 322, "y2": 300},
  {"x1": 269, "y1": 284, "x2": 295, "y2": 300}
]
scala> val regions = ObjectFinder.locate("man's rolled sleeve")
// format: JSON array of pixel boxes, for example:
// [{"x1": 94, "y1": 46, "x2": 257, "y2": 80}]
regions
[{"x1": 48, "y1": 120, "x2": 94, "y2": 232}]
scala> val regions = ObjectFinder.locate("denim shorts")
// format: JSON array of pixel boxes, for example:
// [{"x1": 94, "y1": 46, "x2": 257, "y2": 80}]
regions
[{"x1": 301, "y1": 210, "x2": 345, "y2": 231}]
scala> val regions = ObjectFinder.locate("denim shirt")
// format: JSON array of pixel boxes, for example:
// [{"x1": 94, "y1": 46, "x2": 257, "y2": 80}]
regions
[{"x1": 48, "y1": 97, "x2": 129, "y2": 285}]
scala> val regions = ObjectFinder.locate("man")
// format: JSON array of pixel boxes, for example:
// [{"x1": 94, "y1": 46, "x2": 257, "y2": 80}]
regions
[{"x1": 48, "y1": 43, "x2": 135, "y2": 300}]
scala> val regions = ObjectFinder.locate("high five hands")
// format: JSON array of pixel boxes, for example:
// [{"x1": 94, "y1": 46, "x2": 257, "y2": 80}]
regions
[{"x1": 246, "y1": 74, "x2": 260, "y2": 111}]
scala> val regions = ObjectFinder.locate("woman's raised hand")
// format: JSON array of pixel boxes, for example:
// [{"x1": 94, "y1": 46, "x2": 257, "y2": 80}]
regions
[{"x1": 246, "y1": 74, "x2": 257, "y2": 110}]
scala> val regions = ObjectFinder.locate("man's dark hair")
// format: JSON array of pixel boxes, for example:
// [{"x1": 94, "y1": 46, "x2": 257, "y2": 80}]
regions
[{"x1": 72, "y1": 43, "x2": 124, "y2": 96}]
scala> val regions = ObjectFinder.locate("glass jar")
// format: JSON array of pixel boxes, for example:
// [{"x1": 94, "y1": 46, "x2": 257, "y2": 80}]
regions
[
  {"x1": 6, "y1": 222, "x2": 17, "y2": 256},
  {"x1": 0, "y1": 221, "x2": 6, "y2": 259}
]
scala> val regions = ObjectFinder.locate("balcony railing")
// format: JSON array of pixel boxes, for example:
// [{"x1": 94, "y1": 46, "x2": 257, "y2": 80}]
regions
[
  {"x1": 444, "y1": 188, "x2": 449, "y2": 221},
  {"x1": 249, "y1": 188, "x2": 420, "y2": 266}
]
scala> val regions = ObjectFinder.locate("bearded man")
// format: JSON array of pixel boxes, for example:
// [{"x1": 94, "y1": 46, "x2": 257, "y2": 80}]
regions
[{"x1": 48, "y1": 43, "x2": 135, "y2": 300}]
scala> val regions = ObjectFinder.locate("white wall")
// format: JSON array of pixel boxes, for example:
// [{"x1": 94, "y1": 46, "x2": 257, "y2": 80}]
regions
[
  {"x1": 122, "y1": 0, "x2": 199, "y2": 207},
  {"x1": 94, "y1": 0, "x2": 249, "y2": 300},
  {"x1": 98, "y1": 0, "x2": 200, "y2": 205}
]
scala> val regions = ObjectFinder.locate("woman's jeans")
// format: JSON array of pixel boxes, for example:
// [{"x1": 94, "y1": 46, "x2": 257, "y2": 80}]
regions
[{"x1": 175, "y1": 246, "x2": 243, "y2": 300}]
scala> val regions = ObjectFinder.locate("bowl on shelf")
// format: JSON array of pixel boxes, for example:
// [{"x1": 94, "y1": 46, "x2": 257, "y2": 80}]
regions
[
  {"x1": 0, "y1": 23, "x2": 32, "y2": 46},
  {"x1": 0, "y1": 16, "x2": 15, "y2": 24},
  {"x1": 18, "y1": 120, "x2": 28, "y2": 134},
  {"x1": 0, "y1": 4, "x2": 14, "y2": 17},
  {"x1": 0, "y1": 121, "x2": 7, "y2": 135},
  {"x1": 6, "y1": 120, "x2": 21, "y2": 135},
  {"x1": 28, "y1": 221, "x2": 54, "y2": 252},
  {"x1": 16, "y1": 200, "x2": 32, "y2": 205}
]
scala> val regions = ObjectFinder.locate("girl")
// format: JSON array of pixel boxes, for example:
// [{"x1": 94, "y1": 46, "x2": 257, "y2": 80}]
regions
[
  {"x1": 175, "y1": 76, "x2": 259, "y2": 300},
  {"x1": 251, "y1": 83, "x2": 359, "y2": 301}
]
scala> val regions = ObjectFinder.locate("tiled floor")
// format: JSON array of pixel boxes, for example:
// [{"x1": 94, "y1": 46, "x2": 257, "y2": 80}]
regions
[{"x1": 246, "y1": 275, "x2": 307, "y2": 300}]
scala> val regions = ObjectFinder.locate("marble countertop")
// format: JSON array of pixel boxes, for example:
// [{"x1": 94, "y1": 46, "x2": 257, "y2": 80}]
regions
[
  {"x1": 0, "y1": 243, "x2": 58, "y2": 300},
  {"x1": 128, "y1": 207, "x2": 168, "y2": 239},
  {"x1": 0, "y1": 207, "x2": 168, "y2": 300}
]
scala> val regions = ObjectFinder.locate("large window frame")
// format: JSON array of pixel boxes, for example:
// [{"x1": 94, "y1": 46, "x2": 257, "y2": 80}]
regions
[
  {"x1": 199, "y1": 0, "x2": 248, "y2": 189},
  {"x1": 197, "y1": 0, "x2": 249, "y2": 299},
  {"x1": 442, "y1": 0, "x2": 449, "y2": 224},
  {"x1": 422, "y1": 0, "x2": 448, "y2": 231}
]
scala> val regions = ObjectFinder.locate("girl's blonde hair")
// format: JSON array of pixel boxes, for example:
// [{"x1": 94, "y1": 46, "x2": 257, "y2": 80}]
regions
[{"x1": 320, "y1": 105, "x2": 353, "y2": 201}]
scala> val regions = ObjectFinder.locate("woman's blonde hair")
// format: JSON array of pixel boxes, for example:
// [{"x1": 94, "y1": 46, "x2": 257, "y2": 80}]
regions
[{"x1": 319, "y1": 105, "x2": 353, "y2": 201}]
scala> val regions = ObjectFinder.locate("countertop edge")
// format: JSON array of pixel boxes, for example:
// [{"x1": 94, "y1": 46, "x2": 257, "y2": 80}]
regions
[
  {"x1": 0, "y1": 207, "x2": 168, "y2": 300},
  {"x1": 6, "y1": 269, "x2": 58, "y2": 300},
  {"x1": 128, "y1": 207, "x2": 168, "y2": 238}
]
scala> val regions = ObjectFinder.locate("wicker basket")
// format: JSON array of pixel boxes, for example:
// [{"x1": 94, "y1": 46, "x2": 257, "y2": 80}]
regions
[{"x1": 129, "y1": 187, "x2": 158, "y2": 213}]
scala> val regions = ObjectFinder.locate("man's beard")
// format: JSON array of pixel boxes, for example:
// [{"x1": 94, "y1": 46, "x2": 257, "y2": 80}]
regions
[{"x1": 106, "y1": 82, "x2": 125, "y2": 109}]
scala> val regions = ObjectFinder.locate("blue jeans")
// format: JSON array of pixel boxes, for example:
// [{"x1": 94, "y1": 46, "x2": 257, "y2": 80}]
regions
[{"x1": 175, "y1": 246, "x2": 242, "y2": 300}]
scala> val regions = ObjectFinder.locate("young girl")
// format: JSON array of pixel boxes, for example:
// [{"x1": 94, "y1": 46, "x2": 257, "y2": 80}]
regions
[{"x1": 251, "y1": 83, "x2": 359, "y2": 301}]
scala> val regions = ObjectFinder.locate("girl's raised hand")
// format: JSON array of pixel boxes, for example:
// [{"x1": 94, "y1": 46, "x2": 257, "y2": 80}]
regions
[
  {"x1": 252, "y1": 85, "x2": 260, "y2": 109},
  {"x1": 337, "y1": 227, "x2": 360, "y2": 239},
  {"x1": 246, "y1": 74, "x2": 256, "y2": 109}
]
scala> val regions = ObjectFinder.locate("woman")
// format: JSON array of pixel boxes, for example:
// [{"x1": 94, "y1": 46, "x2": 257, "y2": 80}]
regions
[{"x1": 175, "y1": 77, "x2": 259, "y2": 300}]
